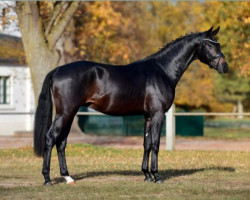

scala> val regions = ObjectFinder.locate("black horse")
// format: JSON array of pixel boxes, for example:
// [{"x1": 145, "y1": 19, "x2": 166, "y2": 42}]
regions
[{"x1": 34, "y1": 26, "x2": 228, "y2": 185}]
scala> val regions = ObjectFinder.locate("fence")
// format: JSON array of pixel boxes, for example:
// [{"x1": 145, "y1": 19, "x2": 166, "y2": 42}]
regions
[
  {"x1": 77, "y1": 104, "x2": 250, "y2": 151},
  {"x1": 1, "y1": 105, "x2": 250, "y2": 150}
]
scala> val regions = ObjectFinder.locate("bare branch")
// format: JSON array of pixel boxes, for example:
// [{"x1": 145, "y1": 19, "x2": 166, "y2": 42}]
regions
[
  {"x1": 45, "y1": 1, "x2": 69, "y2": 37},
  {"x1": 47, "y1": 1, "x2": 80, "y2": 50}
]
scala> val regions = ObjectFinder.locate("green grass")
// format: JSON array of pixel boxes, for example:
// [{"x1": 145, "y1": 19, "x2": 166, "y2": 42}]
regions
[
  {"x1": 204, "y1": 118, "x2": 250, "y2": 139},
  {"x1": 204, "y1": 127, "x2": 250, "y2": 139},
  {"x1": 0, "y1": 144, "x2": 249, "y2": 200}
]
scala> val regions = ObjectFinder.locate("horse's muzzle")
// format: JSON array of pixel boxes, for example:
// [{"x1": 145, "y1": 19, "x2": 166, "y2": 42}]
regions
[{"x1": 217, "y1": 58, "x2": 229, "y2": 74}]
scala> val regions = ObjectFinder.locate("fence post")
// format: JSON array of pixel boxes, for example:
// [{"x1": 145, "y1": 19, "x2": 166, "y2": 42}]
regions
[{"x1": 166, "y1": 103, "x2": 175, "y2": 151}]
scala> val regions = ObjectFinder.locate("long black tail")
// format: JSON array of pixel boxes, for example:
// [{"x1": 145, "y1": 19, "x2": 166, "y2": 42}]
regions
[{"x1": 34, "y1": 69, "x2": 57, "y2": 157}]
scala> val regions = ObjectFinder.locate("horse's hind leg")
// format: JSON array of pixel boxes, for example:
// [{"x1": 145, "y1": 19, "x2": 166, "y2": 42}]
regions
[
  {"x1": 142, "y1": 116, "x2": 153, "y2": 182},
  {"x1": 56, "y1": 117, "x2": 75, "y2": 184},
  {"x1": 42, "y1": 113, "x2": 75, "y2": 185},
  {"x1": 42, "y1": 115, "x2": 60, "y2": 185}
]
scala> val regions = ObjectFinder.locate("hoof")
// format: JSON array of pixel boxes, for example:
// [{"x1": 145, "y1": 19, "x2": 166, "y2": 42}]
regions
[
  {"x1": 64, "y1": 176, "x2": 75, "y2": 184},
  {"x1": 43, "y1": 181, "x2": 52, "y2": 186},
  {"x1": 144, "y1": 177, "x2": 153, "y2": 182},
  {"x1": 155, "y1": 179, "x2": 163, "y2": 184},
  {"x1": 67, "y1": 180, "x2": 75, "y2": 185}
]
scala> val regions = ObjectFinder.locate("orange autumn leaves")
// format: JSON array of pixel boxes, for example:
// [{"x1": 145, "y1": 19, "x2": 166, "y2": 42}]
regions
[
  {"x1": 1, "y1": 1, "x2": 249, "y2": 111},
  {"x1": 36, "y1": 1, "x2": 250, "y2": 111},
  {"x1": 75, "y1": 2, "x2": 150, "y2": 65}
]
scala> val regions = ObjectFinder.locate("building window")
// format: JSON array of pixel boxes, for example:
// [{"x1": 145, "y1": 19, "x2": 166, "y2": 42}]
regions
[{"x1": 0, "y1": 76, "x2": 10, "y2": 104}]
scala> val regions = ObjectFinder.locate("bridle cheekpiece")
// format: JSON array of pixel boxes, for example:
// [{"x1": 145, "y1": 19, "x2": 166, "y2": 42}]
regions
[{"x1": 198, "y1": 34, "x2": 225, "y2": 70}]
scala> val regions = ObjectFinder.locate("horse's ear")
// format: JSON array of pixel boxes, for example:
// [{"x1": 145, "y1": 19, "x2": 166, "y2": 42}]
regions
[
  {"x1": 205, "y1": 26, "x2": 213, "y2": 37},
  {"x1": 212, "y1": 26, "x2": 220, "y2": 36}
]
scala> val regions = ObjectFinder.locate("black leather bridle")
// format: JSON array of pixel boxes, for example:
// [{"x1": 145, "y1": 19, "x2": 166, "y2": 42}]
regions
[{"x1": 198, "y1": 36, "x2": 225, "y2": 70}]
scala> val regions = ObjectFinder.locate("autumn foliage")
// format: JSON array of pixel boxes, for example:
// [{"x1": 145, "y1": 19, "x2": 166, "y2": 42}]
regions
[
  {"x1": 74, "y1": 2, "x2": 153, "y2": 65},
  {"x1": 1, "y1": 1, "x2": 249, "y2": 112}
]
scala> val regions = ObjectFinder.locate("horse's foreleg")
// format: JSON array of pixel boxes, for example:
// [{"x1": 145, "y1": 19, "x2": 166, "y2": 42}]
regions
[
  {"x1": 150, "y1": 111, "x2": 164, "y2": 183},
  {"x1": 142, "y1": 117, "x2": 153, "y2": 182},
  {"x1": 56, "y1": 117, "x2": 74, "y2": 184}
]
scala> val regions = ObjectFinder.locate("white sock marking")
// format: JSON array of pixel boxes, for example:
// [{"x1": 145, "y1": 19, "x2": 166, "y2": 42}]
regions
[{"x1": 64, "y1": 176, "x2": 74, "y2": 184}]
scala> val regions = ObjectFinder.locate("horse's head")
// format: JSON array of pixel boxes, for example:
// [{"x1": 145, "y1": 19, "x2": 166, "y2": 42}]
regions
[{"x1": 197, "y1": 26, "x2": 229, "y2": 73}]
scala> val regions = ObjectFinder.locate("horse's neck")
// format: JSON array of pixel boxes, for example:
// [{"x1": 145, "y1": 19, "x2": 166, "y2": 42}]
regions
[{"x1": 154, "y1": 35, "x2": 200, "y2": 87}]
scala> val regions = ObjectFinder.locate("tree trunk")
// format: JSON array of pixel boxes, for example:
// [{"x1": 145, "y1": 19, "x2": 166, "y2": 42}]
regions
[
  {"x1": 16, "y1": 2, "x2": 82, "y2": 135},
  {"x1": 16, "y1": 2, "x2": 59, "y2": 104}
]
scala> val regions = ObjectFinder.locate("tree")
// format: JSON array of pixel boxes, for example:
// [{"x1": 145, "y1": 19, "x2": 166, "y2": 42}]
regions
[
  {"x1": 216, "y1": 72, "x2": 250, "y2": 117},
  {"x1": 202, "y1": 1, "x2": 250, "y2": 114},
  {"x1": 74, "y1": 1, "x2": 153, "y2": 65},
  {"x1": 15, "y1": 1, "x2": 80, "y2": 104},
  {"x1": 202, "y1": 1, "x2": 250, "y2": 77},
  {"x1": 1, "y1": 1, "x2": 249, "y2": 114}
]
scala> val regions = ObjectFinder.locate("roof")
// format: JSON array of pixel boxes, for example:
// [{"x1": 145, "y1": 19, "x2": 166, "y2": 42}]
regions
[{"x1": 0, "y1": 33, "x2": 26, "y2": 66}]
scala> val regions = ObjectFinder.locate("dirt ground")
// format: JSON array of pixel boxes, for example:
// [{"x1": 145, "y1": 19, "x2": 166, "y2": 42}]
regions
[{"x1": 0, "y1": 131, "x2": 250, "y2": 151}]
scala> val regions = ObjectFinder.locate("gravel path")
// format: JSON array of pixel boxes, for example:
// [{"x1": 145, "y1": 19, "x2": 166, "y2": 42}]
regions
[{"x1": 0, "y1": 133, "x2": 249, "y2": 151}]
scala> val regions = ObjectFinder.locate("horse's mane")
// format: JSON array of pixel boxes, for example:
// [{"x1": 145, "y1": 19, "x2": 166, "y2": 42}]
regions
[{"x1": 147, "y1": 32, "x2": 200, "y2": 59}]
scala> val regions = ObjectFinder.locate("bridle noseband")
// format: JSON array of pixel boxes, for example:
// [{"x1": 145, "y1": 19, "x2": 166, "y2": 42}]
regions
[{"x1": 198, "y1": 36, "x2": 225, "y2": 70}]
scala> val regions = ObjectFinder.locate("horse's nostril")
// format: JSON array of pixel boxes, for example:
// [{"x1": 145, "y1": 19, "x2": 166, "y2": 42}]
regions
[{"x1": 223, "y1": 63, "x2": 228, "y2": 73}]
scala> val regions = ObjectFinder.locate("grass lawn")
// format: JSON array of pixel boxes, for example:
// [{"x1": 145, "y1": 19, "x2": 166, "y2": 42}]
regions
[
  {"x1": 0, "y1": 144, "x2": 249, "y2": 200},
  {"x1": 204, "y1": 118, "x2": 250, "y2": 139},
  {"x1": 204, "y1": 127, "x2": 250, "y2": 139}
]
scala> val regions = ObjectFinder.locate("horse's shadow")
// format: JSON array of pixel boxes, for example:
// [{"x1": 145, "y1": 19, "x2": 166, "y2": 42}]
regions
[{"x1": 52, "y1": 166, "x2": 235, "y2": 184}]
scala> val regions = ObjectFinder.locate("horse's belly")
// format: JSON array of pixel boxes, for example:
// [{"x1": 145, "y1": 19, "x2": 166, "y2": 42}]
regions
[{"x1": 88, "y1": 95, "x2": 145, "y2": 116}]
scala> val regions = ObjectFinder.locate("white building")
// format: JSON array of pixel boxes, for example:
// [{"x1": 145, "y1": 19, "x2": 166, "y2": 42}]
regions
[{"x1": 0, "y1": 34, "x2": 35, "y2": 136}]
